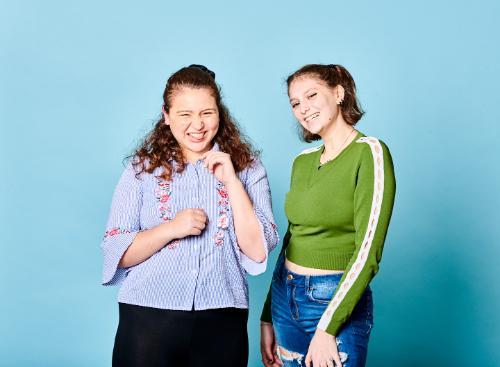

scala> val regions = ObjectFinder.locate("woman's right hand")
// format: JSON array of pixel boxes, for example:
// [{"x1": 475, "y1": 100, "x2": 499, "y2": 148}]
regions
[
  {"x1": 260, "y1": 322, "x2": 283, "y2": 367},
  {"x1": 170, "y1": 208, "x2": 207, "y2": 238}
]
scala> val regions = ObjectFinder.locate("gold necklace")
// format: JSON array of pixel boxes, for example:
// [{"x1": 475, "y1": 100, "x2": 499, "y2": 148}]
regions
[{"x1": 320, "y1": 129, "x2": 356, "y2": 164}]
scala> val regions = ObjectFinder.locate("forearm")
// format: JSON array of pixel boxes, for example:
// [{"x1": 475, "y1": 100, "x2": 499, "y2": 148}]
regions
[
  {"x1": 226, "y1": 179, "x2": 266, "y2": 262},
  {"x1": 118, "y1": 222, "x2": 177, "y2": 268}
]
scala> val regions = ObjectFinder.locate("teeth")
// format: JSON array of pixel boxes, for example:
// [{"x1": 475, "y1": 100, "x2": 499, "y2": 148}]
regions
[
  {"x1": 188, "y1": 132, "x2": 204, "y2": 139},
  {"x1": 305, "y1": 113, "x2": 319, "y2": 122}
]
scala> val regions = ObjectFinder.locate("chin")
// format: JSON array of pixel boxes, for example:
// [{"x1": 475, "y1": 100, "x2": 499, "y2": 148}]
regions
[
  {"x1": 185, "y1": 139, "x2": 213, "y2": 152},
  {"x1": 302, "y1": 124, "x2": 322, "y2": 136}
]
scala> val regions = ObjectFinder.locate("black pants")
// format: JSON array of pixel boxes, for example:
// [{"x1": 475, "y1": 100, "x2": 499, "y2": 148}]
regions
[{"x1": 112, "y1": 303, "x2": 249, "y2": 367}]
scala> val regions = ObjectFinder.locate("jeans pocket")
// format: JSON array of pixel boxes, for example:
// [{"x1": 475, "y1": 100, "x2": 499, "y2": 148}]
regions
[{"x1": 306, "y1": 285, "x2": 335, "y2": 304}]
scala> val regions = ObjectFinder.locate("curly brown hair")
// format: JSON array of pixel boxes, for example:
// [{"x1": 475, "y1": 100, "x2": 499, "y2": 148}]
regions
[
  {"x1": 287, "y1": 64, "x2": 365, "y2": 143},
  {"x1": 129, "y1": 66, "x2": 256, "y2": 180}
]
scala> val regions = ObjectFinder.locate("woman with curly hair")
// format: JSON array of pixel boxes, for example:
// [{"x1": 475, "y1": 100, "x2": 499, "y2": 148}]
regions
[
  {"x1": 101, "y1": 65, "x2": 279, "y2": 367},
  {"x1": 260, "y1": 64, "x2": 396, "y2": 367}
]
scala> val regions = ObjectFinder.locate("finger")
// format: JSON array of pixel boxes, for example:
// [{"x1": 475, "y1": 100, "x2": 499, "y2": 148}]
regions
[
  {"x1": 272, "y1": 343, "x2": 283, "y2": 367},
  {"x1": 192, "y1": 208, "x2": 207, "y2": 217},
  {"x1": 206, "y1": 156, "x2": 223, "y2": 173},
  {"x1": 275, "y1": 353, "x2": 283, "y2": 366},
  {"x1": 200, "y1": 150, "x2": 215, "y2": 161},
  {"x1": 332, "y1": 347, "x2": 343, "y2": 367},
  {"x1": 263, "y1": 341, "x2": 274, "y2": 360},
  {"x1": 192, "y1": 220, "x2": 206, "y2": 231},
  {"x1": 192, "y1": 216, "x2": 206, "y2": 226},
  {"x1": 206, "y1": 153, "x2": 228, "y2": 168},
  {"x1": 189, "y1": 228, "x2": 202, "y2": 236},
  {"x1": 192, "y1": 213, "x2": 207, "y2": 224},
  {"x1": 189, "y1": 209, "x2": 207, "y2": 221},
  {"x1": 196, "y1": 210, "x2": 208, "y2": 220},
  {"x1": 316, "y1": 355, "x2": 328, "y2": 367},
  {"x1": 305, "y1": 352, "x2": 312, "y2": 367},
  {"x1": 262, "y1": 347, "x2": 274, "y2": 365},
  {"x1": 261, "y1": 348, "x2": 276, "y2": 367},
  {"x1": 262, "y1": 359, "x2": 278, "y2": 367},
  {"x1": 203, "y1": 155, "x2": 213, "y2": 170}
]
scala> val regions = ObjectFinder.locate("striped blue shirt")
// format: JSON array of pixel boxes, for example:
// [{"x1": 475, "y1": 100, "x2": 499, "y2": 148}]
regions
[{"x1": 101, "y1": 144, "x2": 279, "y2": 310}]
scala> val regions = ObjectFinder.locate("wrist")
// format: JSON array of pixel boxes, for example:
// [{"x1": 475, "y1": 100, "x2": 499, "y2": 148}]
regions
[
  {"x1": 315, "y1": 328, "x2": 335, "y2": 338},
  {"x1": 159, "y1": 221, "x2": 179, "y2": 241}
]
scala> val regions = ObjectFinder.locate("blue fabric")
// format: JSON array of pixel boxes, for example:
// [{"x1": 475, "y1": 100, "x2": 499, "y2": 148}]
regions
[
  {"x1": 271, "y1": 255, "x2": 373, "y2": 367},
  {"x1": 101, "y1": 144, "x2": 279, "y2": 311}
]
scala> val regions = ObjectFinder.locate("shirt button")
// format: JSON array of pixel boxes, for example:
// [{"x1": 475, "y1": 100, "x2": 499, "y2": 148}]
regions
[{"x1": 287, "y1": 274, "x2": 293, "y2": 280}]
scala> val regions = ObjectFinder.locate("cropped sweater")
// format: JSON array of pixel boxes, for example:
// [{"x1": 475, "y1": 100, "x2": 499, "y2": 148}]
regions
[{"x1": 261, "y1": 132, "x2": 396, "y2": 336}]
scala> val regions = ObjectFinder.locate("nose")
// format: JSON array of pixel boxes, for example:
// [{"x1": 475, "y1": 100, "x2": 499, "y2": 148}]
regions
[
  {"x1": 191, "y1": 117, "x2": 204, "y2": 130},
  {"x1": 299, "y1": 100, "x2": 310, "y2": 115}
]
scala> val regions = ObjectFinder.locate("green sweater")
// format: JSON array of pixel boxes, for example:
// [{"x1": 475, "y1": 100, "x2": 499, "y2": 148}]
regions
[{"x1": 261, "y1": 132, "x2": 396, "y2": 336}]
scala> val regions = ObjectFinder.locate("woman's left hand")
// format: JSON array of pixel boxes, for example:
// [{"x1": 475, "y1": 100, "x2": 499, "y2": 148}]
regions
[
  {"x1": 305, "y1": 329, "x2": 343, "y2": 367},
  {"x1": 202, "y1": 151, "x2": 238, "y2": 185}
]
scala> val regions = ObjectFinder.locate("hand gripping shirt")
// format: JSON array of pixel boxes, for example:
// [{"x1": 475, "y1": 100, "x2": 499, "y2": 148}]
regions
[{"x1": 101, "y1": 144, "x2": 279, "y2": 310}]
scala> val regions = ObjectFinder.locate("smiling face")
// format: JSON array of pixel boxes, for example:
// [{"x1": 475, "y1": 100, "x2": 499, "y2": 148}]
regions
[
  {"x1": 164, "y1": 86, "x2": 219, "y2": 162},
  {"x1": 288, "y1": 75, "x2": 344, "y2": 137}
]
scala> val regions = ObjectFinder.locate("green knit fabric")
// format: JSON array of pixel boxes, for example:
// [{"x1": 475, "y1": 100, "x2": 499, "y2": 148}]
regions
[{"x1": 261, "y1": 132, "x2": 396, "y2": 336}]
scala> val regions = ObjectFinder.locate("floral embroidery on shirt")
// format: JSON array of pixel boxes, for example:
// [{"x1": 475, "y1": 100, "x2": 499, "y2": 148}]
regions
[
  {"x1": 156, "y1": 178, "x2": 180, "y2": 250},
  {"x1": 214, "y1": 181, "x2": 229, "y2": 246},
  {"x1": 104, "y1": 227, "x2": 131, "y2": 238}
]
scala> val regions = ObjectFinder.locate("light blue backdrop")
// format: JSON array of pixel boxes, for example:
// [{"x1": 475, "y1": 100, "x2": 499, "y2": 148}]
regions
[{"x1": 1, "y1": 0, "x2": 499, "y2": 366}]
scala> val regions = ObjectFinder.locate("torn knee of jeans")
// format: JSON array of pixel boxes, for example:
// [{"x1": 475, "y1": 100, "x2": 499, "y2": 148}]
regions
[
  {"x1": 277, "y1": 345, "x2": 304, "y2": 364},
  {"x1": 339, "y1": 352, "x2": 348, "y2": 363},
  {"x1": 335, "y1": 340, "x2": 349, "y2": 363}
]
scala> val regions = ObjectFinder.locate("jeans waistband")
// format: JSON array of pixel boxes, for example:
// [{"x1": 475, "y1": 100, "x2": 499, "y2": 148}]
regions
[{"x1": 277, "y1": 260, "x2": 344, "y2": 288}]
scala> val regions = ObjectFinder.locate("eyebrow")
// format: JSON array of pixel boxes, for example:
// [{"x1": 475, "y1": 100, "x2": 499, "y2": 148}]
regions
[
  {"x1": 176, "y1": 108, "x2": 217, "y2": 114},
  {"x1": 289, "y1": 88, "x2": 317, "y2": 102}
]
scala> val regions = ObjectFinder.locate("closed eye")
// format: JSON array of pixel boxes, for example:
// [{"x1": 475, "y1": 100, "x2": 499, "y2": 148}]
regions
[{"x1": 307, "y1": 92, "x2": 317, "y2": 99}]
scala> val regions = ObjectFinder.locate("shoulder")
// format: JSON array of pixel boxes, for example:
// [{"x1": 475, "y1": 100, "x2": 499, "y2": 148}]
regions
[
  {"x1": 120, "y1": 158, "x2": 152, "y2": 182},
  {"x1": 296, "y1": 145, "x2": 323, "y2": 159},
  {"x1": 240, "y1": 156, "x2": 268, "y2": 183},
  {"x1": 355, "y1": 136, "x2": 391, "y2": 157},
  {"x1": 355, "y1": 136, "x2": 394, "y2": 175},
  {"x1": 245, "y1": 155, "x2": 265, "y2": 172},
  {"x1": 292, "y1": 145, "x2": 322, "y2": 166}
]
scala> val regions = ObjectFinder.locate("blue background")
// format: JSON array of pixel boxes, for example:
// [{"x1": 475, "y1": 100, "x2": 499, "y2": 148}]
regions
[{"x1": 1, "y1": 0, "x2": 499, "y2": 366}]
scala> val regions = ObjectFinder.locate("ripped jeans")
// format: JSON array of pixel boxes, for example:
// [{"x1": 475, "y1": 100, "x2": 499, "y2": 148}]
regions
[{"x1": 271, "y1": 255, "x2": 373, "y2": 367}]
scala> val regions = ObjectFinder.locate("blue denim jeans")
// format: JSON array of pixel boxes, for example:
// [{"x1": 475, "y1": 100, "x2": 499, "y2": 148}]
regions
[{"x1": 271, "y1": 255, "x2": 373, "y2": 367}]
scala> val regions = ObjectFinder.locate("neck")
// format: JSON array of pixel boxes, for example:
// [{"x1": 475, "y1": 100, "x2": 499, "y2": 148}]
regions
[{"x1": 320, "y1": 118, "x2": 355, "y2": 154}]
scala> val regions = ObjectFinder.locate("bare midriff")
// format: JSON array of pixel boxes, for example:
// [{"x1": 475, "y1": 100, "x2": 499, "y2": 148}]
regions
[{"x1": 284, "y1": 258, "x2": 343, "y2": 275}]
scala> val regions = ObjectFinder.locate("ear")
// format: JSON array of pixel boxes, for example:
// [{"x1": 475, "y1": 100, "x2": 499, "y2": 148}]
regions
[
  {"x1": 336, "y1": 85, "x2": 345, "y2": 105},
  {"x1": 162, "y1": 105, "x2": 170, "y2": 125}
]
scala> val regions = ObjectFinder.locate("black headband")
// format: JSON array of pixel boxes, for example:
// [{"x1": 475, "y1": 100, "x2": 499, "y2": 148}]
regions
[{"x1": 188, "y1": 64, "x2": 216, "y2": 80}]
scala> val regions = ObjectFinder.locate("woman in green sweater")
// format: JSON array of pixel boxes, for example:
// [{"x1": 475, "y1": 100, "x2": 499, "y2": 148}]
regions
[{"x1": 260, "y1": 64, "x2": 396, "y2": 367}]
